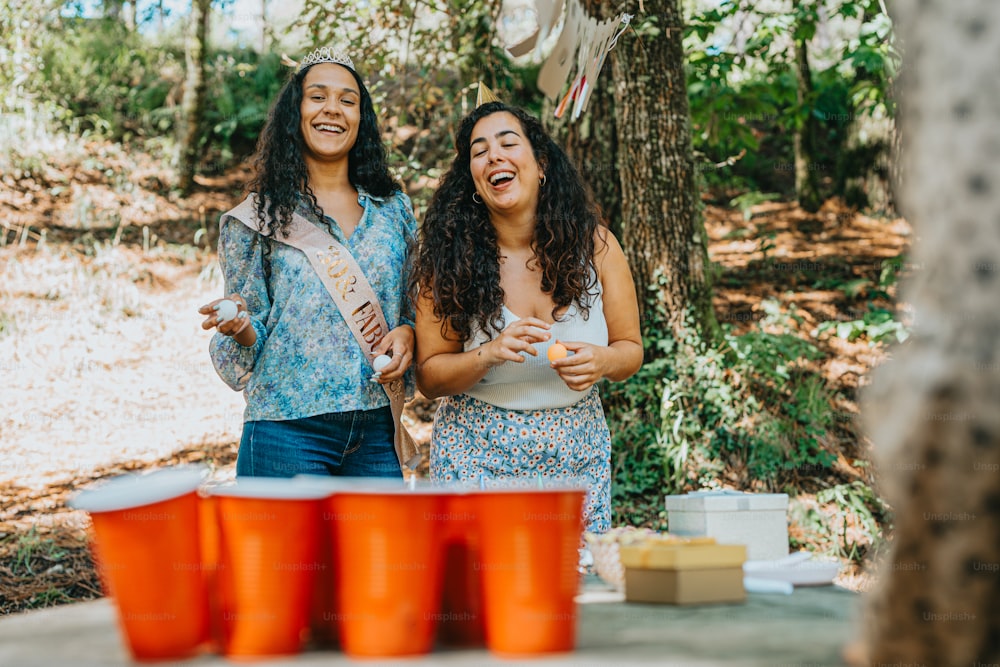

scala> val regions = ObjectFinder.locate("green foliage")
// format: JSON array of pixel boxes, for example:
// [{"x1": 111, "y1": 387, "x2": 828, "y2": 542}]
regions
[
  {"x1": 817, "y1": 480, "x2": 890, "y2": 561},
  {"x1": 685, "y1": 49, "x2": 796, "y2": 192},
  {"x1": 37, "y1": 17, "x2": 180, "y2": 141},
  {"x1": 684, "y1": 0, "x2": 897, "y2": 197},
  {"x1": 608, "y1": 299, "x2": 843, "y2": 525},
  {"x1": 11, "y1": 526, "x2": 66, "y2": 577},
  {"x1": 15, "y1": 10, "x2": 288, "y2": 174},
  {"x1": 0, "y1": 101, "x2": 85, "y2": 182},
  {"x1": 607, "y1": 354, "x2": 671, "y2": 499},
  {"x1": 838, "y1": 4, "x2": 899, "y2": 116},
  {"x1": 200, "y1": 51, "x2": 285, "y2": 168},
  {"x1": 815, "y1": 306, "x2": 908, "y2": 344},
  {"x1": 662, "y1": 322, "x2": 836, "y2": 490},
  {"x1": 605, "y1": 288, "x2": 677, "y2": 518},
  {"x1": 729, "y1": 191, "x2": 781, "y2": 221},
  {"x1": 27, "y1": 588, "x2": 74, "y2": 609},
  {"x1": 0, "y1": 1, "x2": 63, "y2": 112},
  {"x1": 4, "y1": 0, "x2": 900, "y2": 199},
  {"x1": 0, "y1": 310, "x2": 15, "y2": 337},
  {"x1": 0, "y1": 9, "x2": 118, "y2": 181},
  {"x1": 757, "y1": 229, "x2": 778, "y2": 261},
  {"x1": 296, "y1": 0, "x2": 539, "y2": 209},
  {"x1": 813, "y1": 255, "x2": 910, "y2": 345}
]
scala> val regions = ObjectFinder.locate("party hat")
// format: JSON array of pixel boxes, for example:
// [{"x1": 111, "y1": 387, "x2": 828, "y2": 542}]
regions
[{"x1": 476, "y1": 81, "x2": 501, "y2": 107}]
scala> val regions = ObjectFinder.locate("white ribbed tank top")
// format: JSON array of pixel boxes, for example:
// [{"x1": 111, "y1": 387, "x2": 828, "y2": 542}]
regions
[{"x1": 462, "y1": 285, "x2": 609, "y2": 410}]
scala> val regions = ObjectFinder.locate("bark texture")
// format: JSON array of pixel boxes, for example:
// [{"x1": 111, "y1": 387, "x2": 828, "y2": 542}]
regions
[
  {"x1": 609, "y1": 0, "x2": 716, "y2": 340},
  {"x1": 862, "y1": 0, "x2": 1000, "y2": 663},
  {"x1": 792, "y1": 0, "x2": 823, "y2": 213},
  {"x1": 839, "y1": 109, "x2": 896, "y2": 215},
  {"x1": 177, "y1": 0, "x2": 211, "y2": 195},
  {"x1": 551, "y1": 0, "x2": 717, "y2": 340}
]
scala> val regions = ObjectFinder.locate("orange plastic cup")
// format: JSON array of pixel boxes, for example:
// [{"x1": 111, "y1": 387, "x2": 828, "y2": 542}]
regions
[
  {"x1": 197, "y1": 489, "x2": 224, "y2": 653},
  {"x1": 292, "y1": 475, "x2": 372, "y2": 649},
  {"x1": 69, "y1": 467, "x2": 210, "y2": 662},
  {"x1": 292, "y1": 476, "x2": 397, "y2": 649},
  {"x1": 308, "y1": 504, "x2": 339, "y2": 648},
  {"x1": 437, "y1": 489, "x2": 486, "y2": 646},
  {"x1": 210, "y1": 479, "x2": 328, "y2": 659},
  {"x1": 474, "y1": 486, "x2": 585, "y2": 655},
  {"x1": 327, "y1": 484, "x2": 446, "y2": 657}
]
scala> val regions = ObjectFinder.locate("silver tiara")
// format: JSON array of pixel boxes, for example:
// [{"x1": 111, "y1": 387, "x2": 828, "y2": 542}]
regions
[{"x1": 298, "y1": 47, "x2": 355, "y2": 72}]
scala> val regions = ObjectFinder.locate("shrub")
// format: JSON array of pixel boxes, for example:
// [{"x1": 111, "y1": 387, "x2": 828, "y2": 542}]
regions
[
  {"x1": 200, "y1": 51, "x2": 285, "y2": 169},
  {"x1": 36, "y1": 17, "x2": 180, "y2": 142},
  {"x1": 607, "y1": 305, "x2": 841, "y2": 525}
]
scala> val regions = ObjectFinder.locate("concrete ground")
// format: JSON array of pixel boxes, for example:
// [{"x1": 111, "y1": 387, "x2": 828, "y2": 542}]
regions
[{"x1": 0, "y1": 581, "x2": 860, "y2": 666}]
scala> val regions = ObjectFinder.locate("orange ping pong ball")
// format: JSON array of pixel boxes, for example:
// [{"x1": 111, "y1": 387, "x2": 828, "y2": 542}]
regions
[{"x1": 547, "y1": 342, "x2": 568, "y2": 362}]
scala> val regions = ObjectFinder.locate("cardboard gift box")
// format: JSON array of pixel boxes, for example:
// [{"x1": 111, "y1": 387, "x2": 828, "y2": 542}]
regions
[
  {"x1": 619, "y1": 537, "x2": 746, "y2": 605},
  {"x1": 665, "y1": 490, "x2": 789, "y2": 562}
]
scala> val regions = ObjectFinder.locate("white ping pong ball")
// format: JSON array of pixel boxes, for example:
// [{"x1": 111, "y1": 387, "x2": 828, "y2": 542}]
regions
[{"x1": 216, "y1": 299, "x2": 239, "y2": 322}]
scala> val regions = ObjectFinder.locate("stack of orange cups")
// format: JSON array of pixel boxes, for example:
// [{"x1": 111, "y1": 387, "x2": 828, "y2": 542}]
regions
[
  {"x1": 326, "y1": 481, "x2": 447, "y2": 657},
  {"x1": 69, "y1": 466, "x2": 210, "y2": 662},
  {"x1": 208, "y1": 478, "x2": 328, "y2": 659},
  {"x1": 473, "y1": 484, "x2": 586, "y2": 655}
]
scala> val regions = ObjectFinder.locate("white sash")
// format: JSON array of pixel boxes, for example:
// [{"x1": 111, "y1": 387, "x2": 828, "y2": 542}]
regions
[{"x1": 225, "y1": 194, "x2": 421, "y2": 470}]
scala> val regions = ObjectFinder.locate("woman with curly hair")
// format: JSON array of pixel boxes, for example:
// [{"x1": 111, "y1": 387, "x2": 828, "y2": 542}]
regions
[
  {"x1": 412, "y1": 101, "x2": 643, "y2": 531},
  {"x1": 198, "y1": 48, "x2": 415, "y2": 479}
]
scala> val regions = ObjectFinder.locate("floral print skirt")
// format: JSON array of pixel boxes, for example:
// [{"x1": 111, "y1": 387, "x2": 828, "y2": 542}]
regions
[{"x1": 430, "y1": 389, "x2": 611, "y2": 533}]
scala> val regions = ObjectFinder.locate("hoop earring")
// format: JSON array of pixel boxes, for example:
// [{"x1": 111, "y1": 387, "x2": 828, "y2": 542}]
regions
[
  {"x1": 539, "y1": 174, "x2": 547, "y2": 187},
  {"x1": 472, "y1": 192, "x2": 483, "y2": 204}
]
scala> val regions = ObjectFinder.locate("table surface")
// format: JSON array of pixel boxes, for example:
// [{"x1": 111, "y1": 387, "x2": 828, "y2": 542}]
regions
[{"x1": 0, "y1": 580, "x2": 861, "y2": 666}]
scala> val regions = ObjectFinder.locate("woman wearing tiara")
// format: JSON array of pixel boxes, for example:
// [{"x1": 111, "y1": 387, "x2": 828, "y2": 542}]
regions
[
  {"x1": 411, "y1": 91, "x2": 643, "y2": 532},
  {"x1": 198, "y1": 47, "x2": 415, "y2": 479}
]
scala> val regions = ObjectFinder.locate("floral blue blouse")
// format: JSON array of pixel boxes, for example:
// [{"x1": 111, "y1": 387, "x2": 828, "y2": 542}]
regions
[{"x1": 209, "y1": 189, "x2": 417, "y2": 422}]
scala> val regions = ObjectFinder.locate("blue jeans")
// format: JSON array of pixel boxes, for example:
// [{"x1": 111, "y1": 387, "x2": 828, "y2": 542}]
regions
[{"x1": 236, "y1": 407, "x2": 402, "y2": 479}]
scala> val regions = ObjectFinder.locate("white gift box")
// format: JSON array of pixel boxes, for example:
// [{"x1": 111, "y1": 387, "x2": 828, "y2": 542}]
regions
[{"x1": 665, "y1": 490, "x2": 789, "y2": 562}]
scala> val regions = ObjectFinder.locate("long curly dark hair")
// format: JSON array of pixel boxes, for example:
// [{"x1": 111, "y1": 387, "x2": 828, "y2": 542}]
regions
[
  {"x1": 246, "y1": 62, "x2": 399, "y2": 236},
  {"x1": 411, "y1": 102, "x2": 604, "y2": 343}
]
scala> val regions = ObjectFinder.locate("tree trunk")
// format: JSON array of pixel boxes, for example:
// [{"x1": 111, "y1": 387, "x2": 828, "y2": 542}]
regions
[
  {"x1": 260, "y1": 0, "x2": 268, "y2": 54},
  {"x1": 123, "y1": 1, "x2": 135, "y2": 31},
  {"x1": 792, "y1": 3, "x2": 823, "y2": 213},
  {"x1": 838, "y1": 109, "x2": 896, "y2": 215},
  {"x1": 610, "y1": 0, "x2": 717, "y2": 341},
  {"x1": 836, "y1": 6, "x2": 897, "y2": 216},
  {"x1": 102, "y1": 0, "x2": 124, "y2": 22},
  {"x1": 860, "y1": 0, "x2": 1000, "y2": 664},
  {"x1": 177, "y1": 0, "x2": 211, "y2": 195}
]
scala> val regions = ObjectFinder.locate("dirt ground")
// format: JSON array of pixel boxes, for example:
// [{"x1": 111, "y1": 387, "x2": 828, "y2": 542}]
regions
[{"x1": 0, "y1": 148, "x2": 911, "y2": 614}]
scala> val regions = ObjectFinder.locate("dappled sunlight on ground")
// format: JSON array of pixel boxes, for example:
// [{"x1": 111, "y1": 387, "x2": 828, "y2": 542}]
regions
[{"x1": 1, "y1": 245, "x2": 245, "y2": 491}]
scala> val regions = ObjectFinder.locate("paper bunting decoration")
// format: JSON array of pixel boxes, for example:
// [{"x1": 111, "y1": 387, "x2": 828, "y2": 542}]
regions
[
  {"x1": 504, "y1": 0, "x2": 631, "y2": 122},
  {"x1": 507, "y1": 0, "x2": 564, "y2": 58}
]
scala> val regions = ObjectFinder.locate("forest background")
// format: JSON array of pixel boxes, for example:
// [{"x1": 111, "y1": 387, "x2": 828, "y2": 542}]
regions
[{"x1": 0, "y1": 0, "x2": 908, "y2": 613}]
